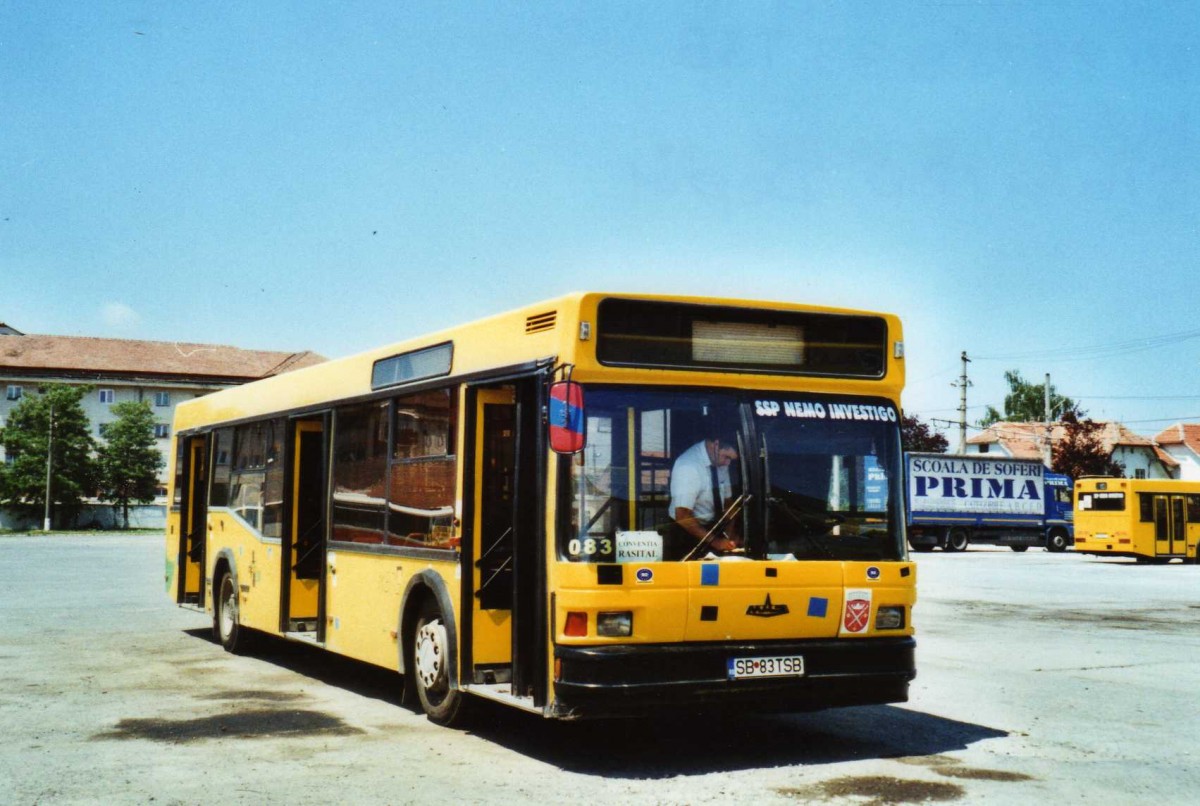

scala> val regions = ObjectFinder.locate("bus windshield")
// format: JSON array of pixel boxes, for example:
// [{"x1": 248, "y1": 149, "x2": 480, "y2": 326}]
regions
[{"x1": 561, "y1": 386, "x2": 905, "y2": 562}]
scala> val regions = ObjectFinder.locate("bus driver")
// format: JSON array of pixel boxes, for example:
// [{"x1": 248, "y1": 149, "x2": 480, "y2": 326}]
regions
[{"x1": 668, "y1": 431, "x2": 742, "y2": 557}]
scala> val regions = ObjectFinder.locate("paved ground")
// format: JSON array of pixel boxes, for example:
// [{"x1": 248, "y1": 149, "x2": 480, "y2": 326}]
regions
[{"x1": 0, "y1": 533, "x2": 1196, "y2": 804}]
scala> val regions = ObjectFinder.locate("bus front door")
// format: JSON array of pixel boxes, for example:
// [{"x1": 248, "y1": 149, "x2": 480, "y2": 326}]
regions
[
  {"x1": 470, "y1": 388, "x2": 517, "y2": 682},
  {"x1": 282, "y1": 417, "x2": 328, "y2": 638},
  {"x1": 176, "y1": 435, "x2": 208, "y2": 607}
]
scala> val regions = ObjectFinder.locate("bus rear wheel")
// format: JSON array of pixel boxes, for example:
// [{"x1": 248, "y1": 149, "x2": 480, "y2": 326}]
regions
[
  {"x1": 944, "y1": 528, "x2": 969, "y2": 552},
  {"x1": 213, "y1": 570, "x2": 253, "y2": 654},
  {"x1": 1010, "y1": 545, "x2": 1029, "y2": 552},
  {"x1": 412, "y1": 600, "x2": 469, "y2": 726}
]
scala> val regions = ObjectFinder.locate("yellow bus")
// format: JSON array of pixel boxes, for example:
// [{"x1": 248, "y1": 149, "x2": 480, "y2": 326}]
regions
[
  {"x1": 166, "y1": 292, "x2": 916, "y2": 724},
  {"x1": 1074, "y1": 477, "x2": 1200, "y2": 563}
]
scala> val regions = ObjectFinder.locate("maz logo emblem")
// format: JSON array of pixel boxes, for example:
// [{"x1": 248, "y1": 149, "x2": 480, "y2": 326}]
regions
[{"x1": 746, "y1": 594, "x2": 789, "y2": 618}]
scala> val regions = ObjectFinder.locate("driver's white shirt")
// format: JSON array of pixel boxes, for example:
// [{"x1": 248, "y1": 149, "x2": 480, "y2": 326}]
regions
[{"x1": 669, "y1": 440, "x2": 732, "y2": 524}]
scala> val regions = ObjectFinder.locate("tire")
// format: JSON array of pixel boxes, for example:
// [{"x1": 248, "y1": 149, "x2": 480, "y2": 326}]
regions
[
  {"x1": 944, "y1": 528, "x2": 969, "y2": 553},
  {"x1": 1010, "y1": 545, "x2": 1029, "y2": 552},
  {"x1": 213, "y1": 570, "x2": 253, "y2": 654},
  {"x1": 411, "y1": 600, "x2": 469, "y2": 726},
  {"x1": 1046, "y1": 529, "x2": 1070, "y2": 553},
  {"x1": 910, "y1": 543, "x2": 934, "y2": 553}
]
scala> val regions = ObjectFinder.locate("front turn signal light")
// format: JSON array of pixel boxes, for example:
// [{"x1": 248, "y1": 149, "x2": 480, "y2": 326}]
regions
[{"x1": 564, "y1": 611, "x2": 588, "y2": 637}]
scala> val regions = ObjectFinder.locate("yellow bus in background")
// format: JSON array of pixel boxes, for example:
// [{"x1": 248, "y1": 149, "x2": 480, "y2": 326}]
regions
[
  {"x1": 1074, "y1": 477, "x2": 1200, "y2": 563},
  {"x1": 166, "y1": 292, "x2": 916, "y2": 724}
]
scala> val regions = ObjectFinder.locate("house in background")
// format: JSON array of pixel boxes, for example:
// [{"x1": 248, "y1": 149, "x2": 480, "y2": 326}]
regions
[
  {"x1": 0, "y1": 323, "x2": 324, "y2": 523},
  {"x1": 965, "y1": 421, "x2": 1178, "y2": 479},
  {"x1": 1152, "y1": 423, "x2": 1200, "y2": 481}
]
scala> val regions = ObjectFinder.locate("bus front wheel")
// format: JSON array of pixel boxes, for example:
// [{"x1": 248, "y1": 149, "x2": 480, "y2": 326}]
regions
[
  {"x1": 412, "y1": 600, "x2": 469, "y2": 726},
  {"x1": 944, "y1": 528, "x2": 969, "y2": 552}
]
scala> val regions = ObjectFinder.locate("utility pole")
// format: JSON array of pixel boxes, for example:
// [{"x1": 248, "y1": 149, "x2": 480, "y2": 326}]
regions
[
  {"x1": 1043, "y1": 373, "x2": 1053, "y2": 467},
  {"x1": 952, "y1": 351, "x2": 972, "y2": 453},
  {"x1": 43, "y1": 402, "x2": 54, "y2": 532}
]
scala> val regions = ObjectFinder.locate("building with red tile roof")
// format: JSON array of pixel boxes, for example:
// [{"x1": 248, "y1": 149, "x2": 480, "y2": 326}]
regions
[
  {"x1": 1, "y1": 328, "x2": 325, "y2": 503},
  {"x1": 1152, "y1": 423, "x2": 1200, "y2": 481},
  {"x1": 965, "y1": 420, "x2": 1178, "y2": 479}
]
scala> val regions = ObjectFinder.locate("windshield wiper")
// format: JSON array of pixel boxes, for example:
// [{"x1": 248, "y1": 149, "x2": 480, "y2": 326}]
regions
[{"x1": 681, "y1": 494, "x2": 752, "y2": 562}]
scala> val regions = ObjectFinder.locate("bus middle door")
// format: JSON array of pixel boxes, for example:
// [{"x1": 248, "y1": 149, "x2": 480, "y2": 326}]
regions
[
  {"x1": 1170, "y1": 495, "x2": 1188, "y2": 557},
  {"x1": 281, "y1": 416, "x2": 329, "y2": 638}
]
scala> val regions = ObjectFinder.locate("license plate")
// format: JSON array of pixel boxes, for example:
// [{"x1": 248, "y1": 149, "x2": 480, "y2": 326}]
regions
[{"x1": 727, "y1": 655, "x2": 805, "y2": 680}]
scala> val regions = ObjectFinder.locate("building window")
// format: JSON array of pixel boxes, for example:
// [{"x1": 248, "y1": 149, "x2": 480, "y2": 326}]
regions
[
  {"x1": 99, "y1": 389, "x2": 115, "y2": 404},
  {"x1": 1134, "y1": 469, "x2": 1147, "y2": 479},
  {"x1": 154, "y1": 424, "x2": 170, "y2": 439},
  {"x1": 6, "y1": 386, "x2": 21, "y2": 401},
  {"x1": 978, "y1": 444, "x2": 990, "y2": 454},
  {"x1": 98, "y1": 424, "x2": 110, "y2": 437},
  {"x1": 154, "y1": 392, "x2": 171, "y2": 407}
]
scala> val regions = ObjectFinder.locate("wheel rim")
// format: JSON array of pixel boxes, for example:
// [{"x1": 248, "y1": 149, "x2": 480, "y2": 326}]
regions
[
  {"x1": 219, "y1": 577, "x2": 237, "y2": 641},
  {"x1": 415, "y1": 618, "x2": 448, "y2": 697}
]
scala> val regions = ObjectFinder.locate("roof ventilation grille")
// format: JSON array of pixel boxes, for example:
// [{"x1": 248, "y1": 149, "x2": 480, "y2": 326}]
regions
[{"x1": 525, "y1": 311, "x2": 557, "y2": 334}]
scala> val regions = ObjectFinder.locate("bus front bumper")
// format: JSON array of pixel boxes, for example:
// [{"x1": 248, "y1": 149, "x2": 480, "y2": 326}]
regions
[{"x1": 550, "y1": 637, "x2": 916, "y2": 719}]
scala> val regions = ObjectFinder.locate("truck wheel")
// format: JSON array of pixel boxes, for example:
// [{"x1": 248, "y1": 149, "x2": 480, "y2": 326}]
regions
[
  {"x1": 945, "y1": 528, "x2": 969, "y2": 552},
  {"x1": 1010, "y1": 545, "x2": 1029, "y2": 552},
  {"x1": 1046, "y1": 529, "x2": 1069, "y2": 553},
  {"x1": 412, "y1": 599, "x2": 469, "y2": 726}
]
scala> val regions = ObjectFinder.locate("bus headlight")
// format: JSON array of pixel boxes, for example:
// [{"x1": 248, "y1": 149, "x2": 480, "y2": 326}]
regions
[
  {"x1": 597, "y1": 611, "x2": 633, "y2": 637},
  {"x1": 875, "y1": 606, "x2": 905, "y2": 630}
]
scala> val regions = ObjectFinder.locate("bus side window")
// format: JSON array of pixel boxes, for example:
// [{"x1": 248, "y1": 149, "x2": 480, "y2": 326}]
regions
[{"x1": 1139, "y1": 493, "x2": 1154, "y2": 522}]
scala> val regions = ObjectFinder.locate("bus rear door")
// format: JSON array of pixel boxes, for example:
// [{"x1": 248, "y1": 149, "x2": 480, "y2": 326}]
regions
[{"x1": 175, "y1": 435, "x2": 208, "y2": 607}]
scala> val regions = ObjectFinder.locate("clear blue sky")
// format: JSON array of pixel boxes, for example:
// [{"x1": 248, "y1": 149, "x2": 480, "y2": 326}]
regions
[{"x1": 3, "y1": 2, "x2": 1198, "y2": 438}]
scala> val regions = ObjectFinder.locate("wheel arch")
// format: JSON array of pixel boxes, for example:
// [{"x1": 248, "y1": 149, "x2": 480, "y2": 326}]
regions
[{"x1": 398, "y1": 570, "x2": 459, "y2": 690}]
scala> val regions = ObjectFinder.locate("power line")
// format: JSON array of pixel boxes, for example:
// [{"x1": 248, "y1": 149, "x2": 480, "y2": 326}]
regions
[
  {"x1": 1074, "y1": 394, "x2": 1200, "y2": 401},
  {"x1": 973, "y1": 327, "x2": 1200, "y2": 363}
]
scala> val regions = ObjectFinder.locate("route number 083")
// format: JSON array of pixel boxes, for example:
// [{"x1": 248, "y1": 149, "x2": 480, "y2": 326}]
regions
[{"x1": 568, "y1": 538, "x2": 613, "y2": 556}]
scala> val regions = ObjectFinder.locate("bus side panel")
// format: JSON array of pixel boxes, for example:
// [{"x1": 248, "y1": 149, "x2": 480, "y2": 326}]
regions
[
  {"x1": 323, "y1": 550, "x2": 461, "y2": 672},
  {"x1": 205, "y1": 513, "x2": 283, "y2": 633},
  {"x1": 165, "y1": 509, "x2": 181, "y2": 595}
]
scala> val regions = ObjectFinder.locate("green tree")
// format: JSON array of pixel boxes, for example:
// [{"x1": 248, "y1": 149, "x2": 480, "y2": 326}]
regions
[
  {"x1": 979, "y1": 370, "x2": 1084, "y2": 427},
  {"x1": 1052, "y1": 412, "x2": 1125, "y2": 480},
  {"x1": 0, "y1": 384, "x2": 98, "y2": 527},
  {"x1": 901, "y1": 413, "x2": 949, "y2": 453},
  {"x1": 97, "y1": 400, "x2": 165, "y2": 528}
]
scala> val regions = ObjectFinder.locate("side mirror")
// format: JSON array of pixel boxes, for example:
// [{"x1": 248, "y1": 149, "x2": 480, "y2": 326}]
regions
[{"x1": 548, "y1": 381, "x2": 585, "y2": 454}]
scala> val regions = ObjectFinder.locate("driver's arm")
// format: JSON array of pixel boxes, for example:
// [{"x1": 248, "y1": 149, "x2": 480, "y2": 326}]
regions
[{"x1": 674, "y1": 506, "x2": 739, "y2": 551}]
